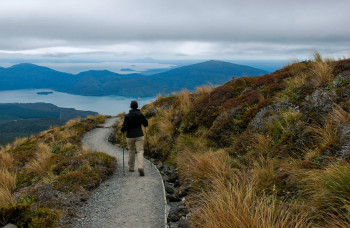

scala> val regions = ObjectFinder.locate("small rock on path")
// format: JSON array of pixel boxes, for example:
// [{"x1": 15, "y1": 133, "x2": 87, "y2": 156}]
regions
[{"x1": 73, "y1": 117, "x2": 167, "y2": 228}]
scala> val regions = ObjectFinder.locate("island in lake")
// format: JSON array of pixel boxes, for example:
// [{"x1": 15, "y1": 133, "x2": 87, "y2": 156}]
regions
[
  {"x1": 120, "y1": 68, "x2": 135, "y2": 72},
  {"x1": 37, "y1": 91, "x2": 53, "y2": 95}
]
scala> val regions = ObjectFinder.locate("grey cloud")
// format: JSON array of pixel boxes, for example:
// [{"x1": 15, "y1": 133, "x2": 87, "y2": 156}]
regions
[{"x1": 0, "y1": 0, "x2": 349, "y2": 59}]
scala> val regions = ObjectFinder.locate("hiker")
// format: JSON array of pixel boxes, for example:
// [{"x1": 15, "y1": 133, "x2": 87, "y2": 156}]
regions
[{"x1": 121, "y1": 100, "x2": 148, "y2": 176}]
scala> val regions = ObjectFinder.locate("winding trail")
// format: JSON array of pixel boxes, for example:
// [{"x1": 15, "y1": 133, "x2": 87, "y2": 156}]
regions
[{"x1": 73, "y1": 117, "x2": 167, "y2": 228}]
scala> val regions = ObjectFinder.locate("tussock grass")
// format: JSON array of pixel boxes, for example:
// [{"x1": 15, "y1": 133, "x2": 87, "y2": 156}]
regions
[
  {"x1": 326, "y1": 203, "x2": 350, "y2": 227},
  {"x1": 310, "y1": 121, "x2": 340, "y2": 147},
  {"x1": 251, "y1": 157, "x2": 303, "y2": 197},
  {"x1": 156, "y1": 108, "x2": 175, "y2": 139},
  {"x1": 305, "y1": 106, "x2": 348, "y2": 158},
  {"x1": 195, "y1": 84, "x2": 215, "y2": 95},
  {"x1": 65, "y1": 118, "x2": 80, "y2": 128},
  {"x1": 0, "y1": 152, "x2": 14, "y2": 170},
  {"x1": 175, "y1": 134, "x2": 208, "y2": 153},
  {"x1": 309, "y1": 51, "x2": 334, "y2": 87},
  {"x1": 333, "y1": 104, "x2": 349, "y2": 123},
  {"x1": 0, "y1": 187, "x2": 13, "y2": 207},
  {"x1": 304, "y1": 148, "x2": 319, "y2": 161},
  {"x1": 177, "y1": 149, "x2": 233, "y2": 193},
  {"x1": 26, "y1": 143, "x2": 53, "y2": 176},
  {"x1": 57, "y1": 129, "x2": 79, "y2": 142},
  {"x1": 191, "y1": 174, "x2": 310, "y2": 228},
  {"x1": 253, "y1": 134, "x2": 273, "y2": 156},
  {"x1": 305, "y1": 162, "x2": 350, "y2": 212},
  {"x1": 174, "y1": 89, "x2": 191, "y2": 115},
  {"x1": 0, "y1": 144, "x2": 12, "y2": 154},
  {"x1": 0, "y1": 169, "x2": 16, "y2": 192},
  {"x1": 250, "y1": 157, "x2": 278, "y2": 194},
  {"x1": 13, "y1": 137, "x2": 28, "y2": 148},
  {"x1": 307, "y1": 116, "x2": 342, "y2": 155}
]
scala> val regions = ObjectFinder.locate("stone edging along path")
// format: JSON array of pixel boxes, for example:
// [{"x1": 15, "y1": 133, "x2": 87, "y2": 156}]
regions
[{"x1": 73, "y1": 117, "x2": 167, "y2": 228}]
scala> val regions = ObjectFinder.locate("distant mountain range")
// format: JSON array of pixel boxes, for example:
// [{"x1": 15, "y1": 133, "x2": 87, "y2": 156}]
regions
[{"x1": 0, "y1": 60, "x2": 267, "y2": 96}]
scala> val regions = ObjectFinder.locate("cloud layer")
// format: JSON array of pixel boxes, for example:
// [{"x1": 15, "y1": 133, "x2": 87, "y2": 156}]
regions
[{"x1": 0, "y1": 0, "x2": 349, "y2": 60}]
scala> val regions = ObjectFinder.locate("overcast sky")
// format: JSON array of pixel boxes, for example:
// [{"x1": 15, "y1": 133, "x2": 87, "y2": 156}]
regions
[{"x1": 0, "y1": 0, "x2": 349, "y2": 65}]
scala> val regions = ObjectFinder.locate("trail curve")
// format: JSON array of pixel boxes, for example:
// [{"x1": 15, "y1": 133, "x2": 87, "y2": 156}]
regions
[{"x1": 73, "y1": 117, "x2": 167, "y2": 228}]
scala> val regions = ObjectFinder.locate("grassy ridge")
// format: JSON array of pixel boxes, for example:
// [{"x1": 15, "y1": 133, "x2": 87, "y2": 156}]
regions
[
  {"x1": 141, "y1": 53, "x2": 350, "y2": 227},
  {"x1": 0, "y1": 115, "x2": 116, "y2": 227}
]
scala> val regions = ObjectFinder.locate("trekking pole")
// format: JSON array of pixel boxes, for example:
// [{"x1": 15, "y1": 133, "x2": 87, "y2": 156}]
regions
[
  {"x1": 145, "y1": 127, "x2": 152, "y2": 167},
  {"x1": 122, "y1": 133, "x2": 125, "y2": 176}
]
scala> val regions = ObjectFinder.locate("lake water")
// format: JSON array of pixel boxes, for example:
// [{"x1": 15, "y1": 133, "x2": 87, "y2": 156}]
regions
[{"x1": 0, "y1": 89, "x2": 155, "y2": 115}]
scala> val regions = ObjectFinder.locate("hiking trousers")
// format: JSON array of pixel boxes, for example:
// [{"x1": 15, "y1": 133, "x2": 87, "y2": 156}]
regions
[{"x1": 126, "y1": 136, "x2": 144, "y2": 170}]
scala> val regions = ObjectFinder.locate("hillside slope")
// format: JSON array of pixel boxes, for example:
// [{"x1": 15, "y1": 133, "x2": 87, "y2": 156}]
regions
[
  {"x1": 141, "y1": 54, "x2": 350, "y2": 227},
  {"x1": 0, "y1": 61, "x2": 267, "y2": 96},
  {"x1": 0, "y1": 116, "x2": 116, "y2": 227}
]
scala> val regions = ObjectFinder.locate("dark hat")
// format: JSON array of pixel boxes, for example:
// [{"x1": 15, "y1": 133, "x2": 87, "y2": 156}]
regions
[{"x1": 130, "y1": 100, "x2": 138, "y2": 109}]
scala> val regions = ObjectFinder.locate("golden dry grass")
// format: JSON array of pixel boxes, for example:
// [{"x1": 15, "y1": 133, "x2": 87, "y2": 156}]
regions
[
  {"x1": 304, "y1": 148, "x2": 319, "y2": 161},
  {"x1": 26, "y1": 143, "x2": 53, "y2": 176},
  {"x1": 0, "y1": 187, "x2": 13, "y2": 207},
  {"x1": 253, "y1": 134, "x2": 273, "y2": 156},
  {"x1": 308, "y1": 120, "x2": 341, "y2": 151},
  {"x1": 332, "y1": 104, "x2": 349, "y2": 123},
  {"x1": 144, "y1": 118, "x2": 159, "y2": 148},
  {"x1": 57, "y1": 128, "x2": 78, "y2": 141},
  {"x1": 158, "y1": 119, "x2": 173, "y2": 139},
  {"x1": 175, "y1": 89, "x2": 191, "y2": 114},
  {"x1": 0, "y1": 169, "x2": 16, "y2": 192},
  {"x1": 195, "y1": 84, "x2": 215, "y2": 95},
  {"x1": 305, "y1": 106, "x2": 348, "y2": 157},
  {"x1": 175, "y1": 134, "x2": 208, "y2": 153},
  {"x1": 309, "y1": 51, "x2": 334, "y2": 87},
  {"x1": 177, "y1": 149, "x2": 233, "y2": 192},
  {"x1": 0, "y1": 144, "x2": 13, "y2": 153},
  {"x1": 0, "y1": 152, "x2": 14, "y2": 170},
  {"x1": 42, "y1": 132, "x2": 56, "y2": 143},
  {"x1": 326, "y1": 203, "x2": 350, "y2": 227},
  {"x1": 191, "y1": 174, "x2": 310, "y2": 228},
  {"x1": 156, "y1": 108, "x2": 175, "y2": 139},
  {"x1": 304, "y1": 162, "x2": 350, "y2": 210},
  {"x1": 250, "y1": 157, "x2": 277, "y2": 194},
  {"x1": 13, "y1": 137, "x2": 28, "y2": 148},
  {"x1": 65, "y1": 118, "x2": 80, "y2": 128}
]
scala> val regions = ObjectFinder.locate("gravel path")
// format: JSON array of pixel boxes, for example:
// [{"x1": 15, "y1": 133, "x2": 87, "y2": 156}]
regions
[{"x1": 73, "y1": 117, "x2": 167, "y2": 228}]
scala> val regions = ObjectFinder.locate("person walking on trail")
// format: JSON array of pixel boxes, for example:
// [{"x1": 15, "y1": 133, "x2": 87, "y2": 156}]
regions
[{"x1": 121, "y1": 100, "x2": 148, "y2": 176}]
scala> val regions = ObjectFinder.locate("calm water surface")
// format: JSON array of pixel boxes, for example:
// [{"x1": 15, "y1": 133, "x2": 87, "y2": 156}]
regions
[{"x1": 0, "y1": 89, "x2": 154, "y2": 115}]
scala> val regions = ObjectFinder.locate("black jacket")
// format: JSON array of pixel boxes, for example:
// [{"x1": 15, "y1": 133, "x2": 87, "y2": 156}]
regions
[{"x1": 121, "y1": 109, "x2": 148, "y2": 138}]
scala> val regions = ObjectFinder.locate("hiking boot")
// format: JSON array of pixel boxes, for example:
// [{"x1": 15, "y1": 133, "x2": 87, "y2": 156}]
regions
[{"x1": 138, "y1": 168, "x2": 145, "y2": 176}]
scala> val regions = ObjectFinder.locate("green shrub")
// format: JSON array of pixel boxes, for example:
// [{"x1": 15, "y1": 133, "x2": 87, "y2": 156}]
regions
[
  {"x1": 0, "y1": 204, "x2": 31, "y2": 227},
  {"x1": 28, "y1": 208, "x2": 60, "y2": 228},
  {"x1": 0, "y1": 204, "x2": 59, "y2": 228}
]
